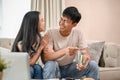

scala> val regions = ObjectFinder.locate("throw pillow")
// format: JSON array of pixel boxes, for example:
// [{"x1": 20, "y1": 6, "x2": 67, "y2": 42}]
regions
[
  {"x1": 103, "y1": 43, "x2": 119, "y2": 67},
  {"x1": 88, "y1": 41, "x2": 105, "y2": 64}
]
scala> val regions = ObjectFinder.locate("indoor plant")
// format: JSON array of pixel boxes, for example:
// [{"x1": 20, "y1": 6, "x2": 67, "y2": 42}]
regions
[{"x1": 0, "y1": 54, "x2": 7, "y2": 80}]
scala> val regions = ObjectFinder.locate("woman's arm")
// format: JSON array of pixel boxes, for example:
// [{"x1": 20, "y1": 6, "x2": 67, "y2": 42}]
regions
[{"x1": 29, "y1": 34, "x2": 49, "y2": 66}]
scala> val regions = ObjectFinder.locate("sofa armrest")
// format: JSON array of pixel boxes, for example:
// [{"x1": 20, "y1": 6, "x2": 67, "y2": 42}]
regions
[
  {"x1": 0, "y1": 47, "x2": 10, "y2": 53},
  {"x1": 103, "y1": 42, "x2": 120, "y2": 67},
  {"x1": 99, "y1": 67, "x2": 120, "y2": 80}
]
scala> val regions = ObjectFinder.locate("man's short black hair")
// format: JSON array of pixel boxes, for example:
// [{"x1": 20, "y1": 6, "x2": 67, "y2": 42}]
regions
[{"x1": 62, "y1": 6, "x2": 81, "y2": 23}]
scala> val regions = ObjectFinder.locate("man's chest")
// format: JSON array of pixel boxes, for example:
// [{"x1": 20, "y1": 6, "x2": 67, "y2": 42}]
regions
[{"x1": 53, "y1": 36, "x2": 79, "y2": 50}]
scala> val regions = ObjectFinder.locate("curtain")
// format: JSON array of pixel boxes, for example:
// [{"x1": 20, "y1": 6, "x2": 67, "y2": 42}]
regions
[{"x1": 31, "y1": 0, "x2": 65, "y2": 31}]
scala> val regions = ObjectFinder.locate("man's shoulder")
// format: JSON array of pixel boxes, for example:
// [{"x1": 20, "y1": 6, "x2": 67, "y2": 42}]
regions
[
  {"x1": 47, "y1": 29, "x2": 59, "y2": 35},
  {"x1": 47, "y1": 28, "x2": 58, "y2": 32},
  {"x1": 73, "y1": 28, "x2": 82, "y2": 34}
]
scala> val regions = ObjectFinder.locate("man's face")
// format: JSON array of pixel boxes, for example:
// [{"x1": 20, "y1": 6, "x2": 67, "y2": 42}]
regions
[{"x1": 59, "y1": 16, "x2": 76, "y2": 32}]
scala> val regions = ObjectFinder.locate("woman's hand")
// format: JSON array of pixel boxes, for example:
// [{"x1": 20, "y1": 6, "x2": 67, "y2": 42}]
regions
[{"x1": 40, "y1": 34, "x2": 49, "y2": 48}]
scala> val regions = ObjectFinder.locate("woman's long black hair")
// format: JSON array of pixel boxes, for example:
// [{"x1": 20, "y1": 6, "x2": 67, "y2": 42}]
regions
[{"x1": 11, "y1": 11, "x2": 42, "y2": 55}]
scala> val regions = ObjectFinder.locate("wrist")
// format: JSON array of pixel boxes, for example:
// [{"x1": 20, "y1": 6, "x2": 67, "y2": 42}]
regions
[
  {"x1": 37, "y1": 46, "x2": 43, "y2": 53},
  {"x1": 65, "y1": 47, "x2": 69, "y2": 55}
]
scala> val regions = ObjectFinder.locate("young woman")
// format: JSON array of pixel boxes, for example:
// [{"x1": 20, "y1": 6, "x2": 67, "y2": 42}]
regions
[{"x1": 11, "y1": 11, "x2": 49, "y2": 79}]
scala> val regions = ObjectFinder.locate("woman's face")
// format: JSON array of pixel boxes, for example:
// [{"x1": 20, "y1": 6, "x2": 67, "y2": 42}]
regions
[{"x1": 38, "y1": 15, "x2": 45, "y2": 32}]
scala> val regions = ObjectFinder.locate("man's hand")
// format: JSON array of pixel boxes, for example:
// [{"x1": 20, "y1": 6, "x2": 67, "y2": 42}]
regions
[
  {"x1": 76, "y1": 48, "x2": 91, "y2": 70},
  {"x1": 76, "y1": 64, "x2": 86, "y2": 70},
  {"x1": 66, "y1": 47, "x2": 79, "y2": 56},
  {"x1": 83, "y1": 54, "x2": 90, "y2": 65}
]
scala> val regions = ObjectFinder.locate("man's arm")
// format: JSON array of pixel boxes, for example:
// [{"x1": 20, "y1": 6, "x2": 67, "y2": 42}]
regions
[
  {"x1": 43, "y1": 45, "x2": 67, "y2": 62},
  {"x1": 81, "y1": 47, "x2": 90, "y2": 61},
  {"x1": 43, "y1": 45, "x2": 79, "y2": 62}
]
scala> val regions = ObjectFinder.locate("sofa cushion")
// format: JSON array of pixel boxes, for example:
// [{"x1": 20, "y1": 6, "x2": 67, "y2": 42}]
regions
[
  {"x1": 103, "y1": 42, "x2": 120, "y2": 67},
  {"x1": 0, "y1": 38, "x2": 14, "y2": 50},
  {"x1": 88, "y1": 41, "x2": 105, "y2": 64}
]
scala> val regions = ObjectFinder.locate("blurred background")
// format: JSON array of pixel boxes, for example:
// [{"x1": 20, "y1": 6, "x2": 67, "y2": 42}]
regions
[{"x1": 0, "y1": 0, "x2": 120, "y2": 44}]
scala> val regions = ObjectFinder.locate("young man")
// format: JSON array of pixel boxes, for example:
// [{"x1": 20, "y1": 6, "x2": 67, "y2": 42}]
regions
[{"x1": 43, "y1": 6, "x2": 99, "y2": 80}]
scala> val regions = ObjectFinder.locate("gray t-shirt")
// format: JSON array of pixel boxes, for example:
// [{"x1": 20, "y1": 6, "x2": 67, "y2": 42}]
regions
[{"x1": 47, "y1": 28, "x2": 88, "y2": 66}]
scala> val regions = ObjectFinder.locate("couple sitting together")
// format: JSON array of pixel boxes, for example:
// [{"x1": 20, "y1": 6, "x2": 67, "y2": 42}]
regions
[{"x1": 11, "y1": 6, "x2": 99, "y2": 80}]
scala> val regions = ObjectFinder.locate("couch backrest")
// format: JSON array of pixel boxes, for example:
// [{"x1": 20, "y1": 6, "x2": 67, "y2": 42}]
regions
[
  {"x1": 87, "y1": 41, "x2": 105, "y2": 65},
  {"x1": 1, "y1": 38, "x2": 120, "y2": 67},
  {"x1": 0, "y1": 38, "x2": 14, "y2": 50},
  {"x1": 0, "y1": 38, "x2": 44, "y2": 66},
  {"x1": 103, "y1": 42, "x2": 120, "y2": 67}
]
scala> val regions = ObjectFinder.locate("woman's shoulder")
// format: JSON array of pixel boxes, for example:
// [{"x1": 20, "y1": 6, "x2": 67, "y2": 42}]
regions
[{"x1": 17, "y1": 41, "x2": 22, "y2": 52}]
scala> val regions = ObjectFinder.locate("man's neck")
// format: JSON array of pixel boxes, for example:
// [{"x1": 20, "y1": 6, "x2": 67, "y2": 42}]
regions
[{"x1": 59, "y1": 30, "x2": 71, "y2": 37}]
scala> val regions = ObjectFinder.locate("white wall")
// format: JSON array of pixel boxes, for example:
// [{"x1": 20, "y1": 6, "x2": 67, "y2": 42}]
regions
[
  {"x1": 0, "y1": 0, "x2": 31, "y2": 38},
  {"x1": 0, "y1": 0, "x2": 2, "y2": 29},
  {"x1": 65, "y1": 0, "x2": 120, "y2": 44}
]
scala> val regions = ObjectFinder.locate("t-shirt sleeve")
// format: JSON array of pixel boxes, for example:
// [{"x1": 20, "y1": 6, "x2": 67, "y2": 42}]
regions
[
  {"x1": 77, "y1": 30, "x2": 88, "y2": 49},
  {"x1": 46, "y1": 30, "x2": 54, "y2": 47}
]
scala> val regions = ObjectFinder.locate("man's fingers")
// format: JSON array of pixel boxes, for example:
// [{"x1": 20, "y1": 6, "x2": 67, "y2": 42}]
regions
[
  {"x1": 76, "y1": 64, "x2": 86, "y2": 70},
  {"x1": 74, "y1": 47, "x2": 80, "y2": 50},
  {"x1": 83, "y1": 55, "x2": 87, "y2": 65}
]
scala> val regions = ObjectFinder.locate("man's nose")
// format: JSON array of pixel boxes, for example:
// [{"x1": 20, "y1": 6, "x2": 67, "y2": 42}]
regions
[{"x1": 60, "y1": 20, "x2": 64, "y2": 25}]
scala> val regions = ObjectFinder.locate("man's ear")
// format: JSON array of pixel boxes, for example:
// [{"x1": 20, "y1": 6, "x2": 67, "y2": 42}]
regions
[{"x1": 73, "y1": 22, "x2": 77, "y2": 27}]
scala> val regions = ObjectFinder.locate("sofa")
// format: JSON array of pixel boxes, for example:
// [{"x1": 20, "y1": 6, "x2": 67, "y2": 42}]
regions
[
  {"x1": 0, "y1": 38, "x2": 120, "y2": 80},
  {"x1": 87, "y1": 41, "x2": 120, "y2": 80}
]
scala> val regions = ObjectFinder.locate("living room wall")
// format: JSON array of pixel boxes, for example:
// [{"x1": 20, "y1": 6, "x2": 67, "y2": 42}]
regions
[
  {"x1": 1, "y1": 0, "x2": 120, "y2": 44},
  {"x1": 65, "y1": 0, "x2": 120, "y2": 44},
  {"x1": 0, "y1": 0, "x2": 31, "y2": 38}
]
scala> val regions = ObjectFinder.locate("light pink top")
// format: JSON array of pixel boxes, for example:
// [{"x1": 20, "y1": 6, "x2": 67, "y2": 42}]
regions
[{"x1": 47, "y1": 28, "x2": 88, "y2": 66}]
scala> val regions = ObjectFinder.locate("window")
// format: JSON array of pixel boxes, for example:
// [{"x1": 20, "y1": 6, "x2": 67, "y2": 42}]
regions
[{"x1": 31, "y1": 0, "x2": 65, "y2": 31}]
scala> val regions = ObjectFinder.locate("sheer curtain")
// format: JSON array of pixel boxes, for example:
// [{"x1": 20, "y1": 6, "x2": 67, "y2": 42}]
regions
[{"x1": 31, "y1": 0, "x2": 65, "y2": 31}]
